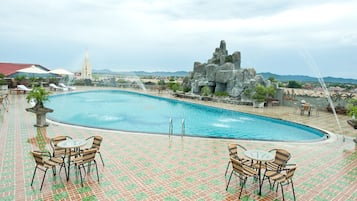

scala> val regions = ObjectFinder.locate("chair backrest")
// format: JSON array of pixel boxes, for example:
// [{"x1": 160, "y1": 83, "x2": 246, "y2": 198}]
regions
[
  {"x1": 77, "y1": 148, "x2": 97, "y2": 165},
  {"x1": 50, "y1": 135, "x2": 72, "y2": 156},
  {"x1": 285, "y1": 165, "x2": 297, "y2": 180},
  {"x1": 32, "y1": 151, "x2": 45, "y2": 166},
  {"x1": 271, "y1": 149, "x2": 291, "y2": 167},
  {"x1": 230, "y1": 157, "x2": 245, "y2": 175},
  {"x1": 91, "y1": 136, "x2": 103, "y2": 150},
  {"x1": 228, "y1": 143, "x2": 247, "y2": 160}
]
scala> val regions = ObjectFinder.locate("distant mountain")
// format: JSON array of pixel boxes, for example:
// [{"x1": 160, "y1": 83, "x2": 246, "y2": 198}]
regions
[
  {"x1": 258, "y1": 72, "x2": 357, "y2": 84},
  {"x1": 93, "y1": 69, "x2": 189, "y2": 77},
  {"x1": 93, "y1": 69, "x2": 357, "y2": 84}
]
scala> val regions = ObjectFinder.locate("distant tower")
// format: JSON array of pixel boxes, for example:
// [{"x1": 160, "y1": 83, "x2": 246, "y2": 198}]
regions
[{"x1": 81, "y1": 51, "x2": 92, "y2": 80}]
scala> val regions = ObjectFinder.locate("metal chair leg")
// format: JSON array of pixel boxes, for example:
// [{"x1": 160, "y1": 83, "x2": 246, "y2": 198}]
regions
[
  {"x1": 78, "y1": 165, "x2": 84, "y2": 187},
  {"x1": 225, "y1": 171, "x2": 233, "y2": 190},
  {"x1": 280, "y1": 183, "x2": 285, "y2": 201},
  {"x1": 94, "y1": 160, "x2": 99, "y2": 182},
  {"x1": 238, "y1": 177, "x2": 247, "y2": 198},
  {"x1": 40, "y1": 169, "x2": 48, "y2": 191},
  {"x1": 31, "y1": 166, "x2": 38, "y2": 186},
  {"x1": 52, "y1": 166, "x2": 57, "y2": 176},
  {"x1": 98, "y1": 152, "x2": 105, "y2": 166},
  {"x1": 224, "y1": 161, "x2": 231, "y2": 176},
  {"x1": 291, "y1": 180, "x2": 296, "y2": 201}
]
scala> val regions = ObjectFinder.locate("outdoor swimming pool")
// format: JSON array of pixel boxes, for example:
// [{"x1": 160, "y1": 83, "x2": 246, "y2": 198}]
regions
[{"x1": 46, "y1": 90, "x2": 326, "y2": 141}]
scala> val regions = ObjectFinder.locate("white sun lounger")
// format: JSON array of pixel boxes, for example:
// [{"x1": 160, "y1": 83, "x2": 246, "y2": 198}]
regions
[
  {"x1": 17, "y1": 85, "x2": 32, "y2": 91},
  {"x1": 59, "y1": 83, "x2": 76, "y2": 90},
  {"x1": 49, "y1": 83, "x2": 68, "y2": 91}
]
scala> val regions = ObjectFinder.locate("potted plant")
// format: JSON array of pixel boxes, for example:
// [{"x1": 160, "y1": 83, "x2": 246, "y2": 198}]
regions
[
  {"x1": 25, "y1": 87, "x2": 53, "y2": 127},
  {"x1": 347, "y1": 99, "x2": 357, "y2": 129},
  {"x1": 200, "y1": 86, "x2": 212, "y2": 101},
  {"x1": 251, "y1": 84, "x2": 276, "y2": 108},
  {"x1": 0, "y1": 73, "x2": 8, "y2": 90}
]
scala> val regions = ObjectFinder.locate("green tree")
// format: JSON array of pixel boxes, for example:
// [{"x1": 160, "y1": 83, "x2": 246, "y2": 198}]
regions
[
  {"x1": 268, "y1": 76, "x2": 277, "y2": 83},
  {"x1": 287, "y1": 80, "x2": 302, "y2": 88},
  {"x1": 170, "y1": 83, "x2": 181, "y2": 92}
]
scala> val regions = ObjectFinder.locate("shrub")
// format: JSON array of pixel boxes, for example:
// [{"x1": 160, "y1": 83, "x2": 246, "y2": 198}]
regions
[
  {"x1": 201, "y1": 86, "x2": 211, "y2": 96},
  {"x1": 170, "y1": 83, "x2": 181, "y2": 92},
  {"x1": 214, "y1": 91, "x2": 228, "y2": 97},
  {"x1": 183, "y1": 86, "x2": 191, "y2": 93}
]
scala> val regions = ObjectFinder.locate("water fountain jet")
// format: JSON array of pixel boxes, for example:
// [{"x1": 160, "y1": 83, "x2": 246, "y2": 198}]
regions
[{"x1": 300, "y1": 49, "x2": 345, "y2": 141}]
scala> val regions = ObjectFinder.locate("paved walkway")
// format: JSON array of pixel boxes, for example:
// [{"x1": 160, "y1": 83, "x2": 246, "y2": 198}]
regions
[{"x1": 0, "y1": 88, "x2": 356, "y2": 201}]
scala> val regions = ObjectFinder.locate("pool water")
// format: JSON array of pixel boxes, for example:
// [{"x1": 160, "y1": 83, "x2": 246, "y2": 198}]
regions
[{"x1": 46, "y1": 90, "x2": 326, "y2": 141}]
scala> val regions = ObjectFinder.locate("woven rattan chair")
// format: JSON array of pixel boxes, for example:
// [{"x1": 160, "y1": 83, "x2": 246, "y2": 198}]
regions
[
  {"x1": 263, "y1": 164, "x2": 297, "y2": 201},
  {"x1": 30, "y1": 150, "x2": 66, "y2": 190},
  {"x1": 224, "y1": 143, "x2": 251, "y2": 176},
  {"x1": 226, "y1": 157, "x2": 258, "y2": 199},
  {"x1": 84, "y1": 136, "x2": 104, "y2": 166},
  {"x1": 73, "y1": 148, "x2": 99, "y2": 187}
]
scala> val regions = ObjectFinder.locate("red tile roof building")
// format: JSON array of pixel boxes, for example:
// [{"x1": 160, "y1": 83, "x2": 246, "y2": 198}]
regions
[{"x1": 0, "y1": 63, "x2": 50, "y2": 77}]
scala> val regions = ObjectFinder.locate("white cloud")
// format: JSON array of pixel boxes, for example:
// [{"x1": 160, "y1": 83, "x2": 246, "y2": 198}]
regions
[{"x1": 0, "y1": 0, "x2": 356, "y2": 78}]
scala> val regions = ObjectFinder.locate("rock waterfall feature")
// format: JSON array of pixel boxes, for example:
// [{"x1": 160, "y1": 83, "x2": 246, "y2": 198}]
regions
[{"x1": 183, "y1": 40, "x2": 270, "y2": 101}]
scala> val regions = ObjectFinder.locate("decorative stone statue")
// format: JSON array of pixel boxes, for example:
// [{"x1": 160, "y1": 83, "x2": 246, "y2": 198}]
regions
[{"x1": 183, "y1": 40, "x2": 268, "y2": 99}]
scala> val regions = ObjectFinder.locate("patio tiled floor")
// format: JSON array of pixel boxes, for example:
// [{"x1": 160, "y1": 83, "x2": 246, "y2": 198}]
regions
[{"x1": 0, "y1": 89, "x2": 356, "y2": 201}]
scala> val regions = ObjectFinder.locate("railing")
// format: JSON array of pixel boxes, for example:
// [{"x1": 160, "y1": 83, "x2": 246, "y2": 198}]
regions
[
  {"x1": 169, "y1": 118, "x2": 185, "y2": 138},
  {"x1": 168, "y1": 118, "x2": 173, "y2": 138},
  {"x1": 181, "y1": 119, "x2": 185, "y2": 137}
]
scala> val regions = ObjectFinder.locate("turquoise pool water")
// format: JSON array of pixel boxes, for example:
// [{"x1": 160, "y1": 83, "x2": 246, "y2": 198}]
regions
[{"x1": 46, "y1": 90, "x2": 326, "y2": 141}]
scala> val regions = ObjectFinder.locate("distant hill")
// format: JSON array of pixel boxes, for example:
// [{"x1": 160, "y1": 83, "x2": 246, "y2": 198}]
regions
[
  {"x1": 93, "y1": 69, "x2": 189, "y2": 77},
  {"x1": 258, "y1": 72, "x2": 357, "y2": 84},
  {"x1": 93, "y1": 69, "x2": 357, "y2": 84}
]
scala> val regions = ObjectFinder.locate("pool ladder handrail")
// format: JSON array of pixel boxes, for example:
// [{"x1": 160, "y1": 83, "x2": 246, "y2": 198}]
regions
[
  {"x1": 168, "y1": 118, "x2": 185, "y2": 138},
  {"x1": 181, "y1": 118, "x2": 185, "y2": 137},
  {"x1": 168, "y1": 118, "x2": 173, "y2": 138}
]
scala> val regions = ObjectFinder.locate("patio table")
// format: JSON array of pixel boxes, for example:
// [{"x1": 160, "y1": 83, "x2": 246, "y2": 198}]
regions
[
  {"x1": 244, "y1": 149, "x2": 274, "y2": 196},
  {"x1": 57, "y1": 139, "x2": 87, "y2": 181}
]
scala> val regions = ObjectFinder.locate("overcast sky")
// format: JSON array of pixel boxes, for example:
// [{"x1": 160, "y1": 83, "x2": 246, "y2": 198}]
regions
[{"x1": 1, "y1": 0, "x2": 356, "y2": 78}]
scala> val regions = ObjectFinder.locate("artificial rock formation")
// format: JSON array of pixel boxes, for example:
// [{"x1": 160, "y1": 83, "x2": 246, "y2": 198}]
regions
[{"x1": 183, "y1": 40, "x2": 268, "y2": 99}]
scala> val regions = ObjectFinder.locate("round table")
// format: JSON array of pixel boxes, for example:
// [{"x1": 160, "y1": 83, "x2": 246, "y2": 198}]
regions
[
  {"x1": 244, "y1": 149, "x2": 274, "y2": 196},
  {"x1": 58, "y1": 139, "x2": 88, "y2": 181}
]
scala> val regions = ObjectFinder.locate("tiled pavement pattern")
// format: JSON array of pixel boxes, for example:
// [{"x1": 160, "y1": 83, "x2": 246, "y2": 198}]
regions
[{"x1": 0, "y1": 89, "x2": 356, "y2": 201}]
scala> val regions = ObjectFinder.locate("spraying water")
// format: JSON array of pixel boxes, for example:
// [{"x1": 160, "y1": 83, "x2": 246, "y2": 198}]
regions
[
  {"x1": 126, "y1": 73, "x2": 147, "y2": 91},
  {"x1": 299, "y1": 49, "x2": 344, "y2": 140}
]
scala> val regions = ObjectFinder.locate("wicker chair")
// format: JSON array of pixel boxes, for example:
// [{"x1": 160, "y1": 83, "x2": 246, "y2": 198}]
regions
[
  {"x1": 30, "y1": 150, "x2": 66, "y2": 190},
  {"x1": 224, "y1": 143, "x2": 251, "y2": 176},
  {"x1": 263, "y1": 164, "x2": 297, "y2": 201},
  {"x1": 226, "y1": 157, "x2": 258, "y2": 199},
  {"x1": 84, "y1": 136, "x2": 104, "y2": 166},
  {"x1": 72, "y1": 148, "x2": 99, "y2": 187}
]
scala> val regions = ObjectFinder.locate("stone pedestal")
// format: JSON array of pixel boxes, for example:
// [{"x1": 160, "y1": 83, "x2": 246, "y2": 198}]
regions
[{"x1": 26, "y1": 107, "x2": 54, "y2": 127}]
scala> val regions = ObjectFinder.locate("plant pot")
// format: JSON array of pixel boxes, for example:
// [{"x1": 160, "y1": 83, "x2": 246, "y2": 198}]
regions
[
  {"x1": 347, "y1": 120, "x2": 357, "y2": 129},
  {"x1": 253, "y1": 101, "x2": 265, "y2": 108},
  {"x1": 0, "y1": 85, "x2": 8, "y2": 90},
  {"x1": 26, "y1": 106, "x2": 54, "y2": 127}
]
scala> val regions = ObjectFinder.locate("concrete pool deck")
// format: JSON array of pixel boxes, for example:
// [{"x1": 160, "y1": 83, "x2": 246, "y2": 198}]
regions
[{"x1": 0, "y1": 87, "x2": 356, "y2": 200}]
